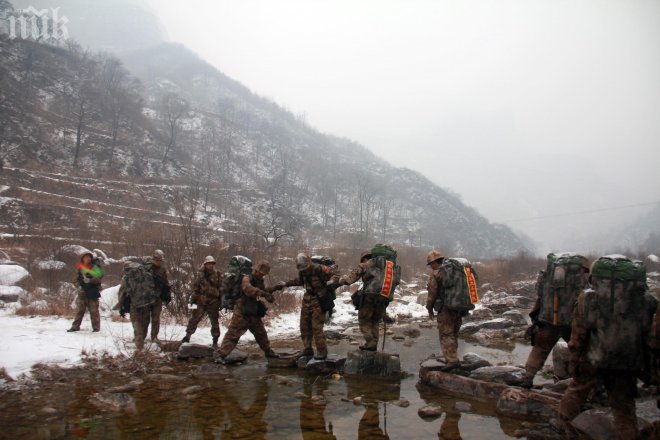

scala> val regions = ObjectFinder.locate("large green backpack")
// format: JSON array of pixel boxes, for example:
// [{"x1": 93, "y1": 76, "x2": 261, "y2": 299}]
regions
[
  {"x1": 220, "y1": 256, "x2": 253, "y2": 311},
  {"x1": 363, "y1": 244, "x2": 402, "y2": 302},
  {"x1": 122, "y1": 261, "x2": 157, "y2": 308},
  {"x1": 538, "y1": 252, "x2": 589, "y2": 326},
  {"x1": 435, "y1": 258, "x2": 479, "y2": 312},
  {"x1": 582, "y1": 255, "x2": 656, "y2": 370}
]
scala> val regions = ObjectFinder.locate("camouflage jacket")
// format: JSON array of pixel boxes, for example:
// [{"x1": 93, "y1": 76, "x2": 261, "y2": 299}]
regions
[
  {"x1": 340, "y1": 262, "x2": 369, "y2": 286},
  {"x1": 569, "y1": 283, "x2": 657, "y2": 371},
  {"x1": 285, "y1": 263, "x2": 334, "y2": 296},
  {"x1": 193, "y1": 268, "x2": 223, "y2": 298},
  {"x1": 538, "y1": 272, "x2": 588, "y2": 327},
  {"x1": 231, "y1": 273, "x2": 269, "y2": 314},
  {"x1": 426, "y1": 269, "x2": 443, "y2": 309}
]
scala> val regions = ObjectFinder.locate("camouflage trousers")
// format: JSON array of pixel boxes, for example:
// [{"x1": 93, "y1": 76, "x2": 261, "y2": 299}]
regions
[
  {"x1": 524, "y1": 323, "x2": 571, "y2": 378},
  {"x1": 130, "y1": 304, "x2": 150, "y2": 349},
  {"x1": 149, "y1": 298, "x2": 163, "y2": 340},
  {"x1": 358, "y1": 295, "x2": 387, "y2": 350},
  {"x1": 185, "y1": 298, "x2": 220, "y2": 340},
  {"x1": 437, "y1": 307, "x2": 463, "y2": 364},
  {"x1": 300, "y1": 295, "x2": 327, "y2": 357},
  {"x1": 559, "y1": 366, "x2": 639, "y2": 440},
  {"x1": 218, "y1": 307, "x2": 271, "y2": 357},
  {"x1": 71, "y1": 293, "x2": 100, "y2": 331}
]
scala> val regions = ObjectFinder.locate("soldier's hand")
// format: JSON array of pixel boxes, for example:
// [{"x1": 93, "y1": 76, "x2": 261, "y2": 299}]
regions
[
  {"x1": 261, "y1": 291, "x2": 275, "y2": 303},
  {"x1": 426, "y1": 306, "x2": 434, "y2": 320}
]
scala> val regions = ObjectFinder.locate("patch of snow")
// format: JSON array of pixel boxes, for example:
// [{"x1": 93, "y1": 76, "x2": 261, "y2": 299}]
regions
[
  {"x1": 603, "y1": 254, "x2": 629, "y2": 260},
  {"x1": 34, "y1": 259, "x2": 67, "y2": 271},
  {"x1": 648, "y1": 255, "x2": 660, "y2": 263},
  {"x1": 0, "y1": 264, "x2": 29, "y2": 285},
  {"x1": 0, "y1": 285, "x2": 27, "y2": 297}
]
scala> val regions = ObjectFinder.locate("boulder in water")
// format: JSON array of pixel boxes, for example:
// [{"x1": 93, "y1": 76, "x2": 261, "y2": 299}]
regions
[{"x1": 344, "y1": 350, "x2": 402, "y2": 378}]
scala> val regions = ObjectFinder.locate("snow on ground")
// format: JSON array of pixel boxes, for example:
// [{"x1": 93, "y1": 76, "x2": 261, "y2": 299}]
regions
[
  {"x1": 1, "y1": 284, "x2": 428, "y2": 379},
  {"x1": 0, "y1": 285, "x2": 27, "y2": 297},
  {"x1": 649, "y1": 254, "x2": 660, "y2": 263},
  {"x1": 0, "y1": 264, "x2": 29, "y2": 285}
]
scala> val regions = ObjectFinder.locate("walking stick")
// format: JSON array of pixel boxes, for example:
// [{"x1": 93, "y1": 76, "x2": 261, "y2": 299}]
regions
[{"x1": 381, "y1": 312, "x2": 386, "y2": 352}]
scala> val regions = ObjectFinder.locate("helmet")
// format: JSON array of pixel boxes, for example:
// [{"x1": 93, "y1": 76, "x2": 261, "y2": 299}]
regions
[
  {"x1": 256, "y1": 260, "x2": 271, "y2": 275},
  {"x1": 360, "y1": 250, "x2": 372, "y2": 262},
  {"x1": 203, "y1": 255, "x2": 216, "y2": 265},
  {"x1": 426, "y1": 250, "x2": 444, "y2": 265},
  {"x1": 152, "y1": 249, "x2": 165, "y2": 261},
  {"x1": 296, "y1": 252, "x2": 311, "y2": 271}
]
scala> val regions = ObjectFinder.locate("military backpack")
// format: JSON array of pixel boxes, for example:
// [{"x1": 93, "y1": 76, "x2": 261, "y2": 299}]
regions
[
  {"x1": 434, "y1": 258, "x2": 479, "y2": 312},
  {"x1": 363, "y1": 244, "x2": 401, "y2": 303},
  {"x1": 582, "y1": 255, "x2": 656, "y2": 370},
  {"x1": 538, "y1": 252, "x2": 589, "y2": 326},
  {"x1": 220, "y1": 255, "x2": 253, "y2": 311},
  {"x1": 308, "y1": 255, "x2": 339, "y2": 313},
  {"x1": 122, "y1": 260, "x2": 157, "y2": 308}
]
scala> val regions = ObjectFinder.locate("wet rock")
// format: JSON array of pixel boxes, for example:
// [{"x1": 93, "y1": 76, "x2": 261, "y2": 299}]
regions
[
  {"x1": 344, "y1": 350, "x2": 402, "y2": 378},
  {"x1": 106, "y1": 382, "x2": 139, "y2": 394},
  {"x1": 462, "y1": 353, "x2": 492, "y2": 371},
  {"x1": 470, "y1": 328, "x2": 514, "y2": 349},
  {"x1": 418, "y1": 405, "x2": 443, "y2": 419},
  {"x1": 572, "y1": 407, "x2": 651, "y2": 440},
  {"x1": 480, "y1": 283, "x2": 493, "y2": 291},
  {"x1": 542, "y1": 378, "x2": 571, "y2": 394},
  {"x1": 502, "y1": 310, "x2": 528, "y2": 326},
  {"x1": 460, "y1": 318, "x2": 514, "y2": 334},
  {"x1": 353, "y1": 396, "x2": 363, "y2": 405},
  {"x1": 304, "y1": 355, "x2": 346, "y2": 375},
  {"x1": 392, "y1": 335, "x2": 405, "y2": 341},
  {"x1": 224, "y1": 349, "x2": 249, "y2": 365},
  {"x1": 157, "y1": 366, "x2": 175, "y2": 373},
  {"x1": 192, "y1": 364, "x2": 230, "y2": 378},
  {"x1": 181, "y1": 385, "x2": 203, "y2": 395},
  {"x1": 403, "y1": 328, "x2": 421, "y2": 338},
  {"x1": 392, "y1": 399, "x2": 410, "y2": 408},
  {"x1": 274, "y1": 375, "x2": 293, "y2": 385},
  {"x1": 419, "y1": 322, "x2": 433, "y2": 329},
  {"x1": 146, "y1": 374, "x2": 187, "y2": 382},
  {"x1": 310, "y1": 395, "x2": 327, "y2": 406},
  {"x1": 267, "y1": 349, "x2": 301, "y2": 368},
  {"x1": 39, "y1": 407, "x2": 58, "y2": 416},
  {"x1": 403, "y1": 340, "x2": 415, "y2": 347},
  {"x1": 421, "y1": 369, "x2": 509, "y2": 402},
  {"x1": 496, "y1": 388, "x2": 560, "y2": 419},
  {"x1": 297, "y1": 355, "x2": 313, "y2": 369},
  {"x1": 468, "y1": 307, "x2": 494, "y2": 321},
  {"x1": 470, "y1": 366, "x2": 526, "y2": 386},
  {"x1": 294, "y1": 392, "x2": 307, "y2": 399},
  {"x1": 325, "y1": 330, "x2": 343, "y2": 340},
  {"x1": 90, "y1": 392, "x2": 136, "y2": 413},
  {"x1": 455, "y1": 402, "x2": 473, "y2": 413},
  {"x1": 177, "y1": 343, "x2": 213, "y2": 360},
  {"x1": 419, "y1": 358, "x2": 447, "y2": 376},
  {"x1": 551, "y1": 341, "x2": 570, "y2": 380}
]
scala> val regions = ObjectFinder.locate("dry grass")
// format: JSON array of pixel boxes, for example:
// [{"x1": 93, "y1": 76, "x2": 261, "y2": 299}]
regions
[{"x1": 14, "y1": 285, "x2": 77, "y2": 317}]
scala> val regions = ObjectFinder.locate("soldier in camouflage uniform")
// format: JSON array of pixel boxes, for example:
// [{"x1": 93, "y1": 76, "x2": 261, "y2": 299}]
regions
[
  {"x1": 425, "y1": 250, "x2": 463, "y2": 370},
  {"x1": 68, "y1": 251, "x2": 103, "y2": 332},
  {"x1": 285, "y1": 253, "x2": 336, "y2": 360},
  {"x1": 117, "y1": 249, "x2": 170, "y2": 349},
  {"x1": 216, "y1": 260, "x2": 283, "y2": 363},
  {"x1": 521, "y1": 254, "x2": 589, "y2": 388},
  {"x1": 558, "y1": 257, "x2": 657, "y2": 440},
  {"x1": 182, "y1": 256, "x2": 223, "y2": 347},
  {"x1": 339, "y1": 250, "x2": 388, "y2": 351}
]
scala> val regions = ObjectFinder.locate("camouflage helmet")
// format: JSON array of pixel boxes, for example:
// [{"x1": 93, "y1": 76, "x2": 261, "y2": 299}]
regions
[
  {"x1": 203, "y1": 255, "x2": 216, "y2": 265},
  {"x1": 360, "y1": 250, "x2": 372, "y2": 262},
  {"x1": 256, "y1": 260, "x2": 271, "y2": 275},
  {"x1": 296, "y1": 252, "x2": 311, "y2": 271},
  {"x1": 426, "y1": 250, "x2": 444, "y2": 265},
  {"x1": 152, "y1": 249, "x2": 165, "y2": 261}
]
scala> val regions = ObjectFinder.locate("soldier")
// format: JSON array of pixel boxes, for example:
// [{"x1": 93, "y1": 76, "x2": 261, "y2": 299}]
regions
[
  {"x1": 182, "y1": 256, "x2": 223, "y2": 347},
  {"x1": 521, "y1": 253, "x2": 589, "y2": 389},
  {"x1": 117, "y1": 249, "x2": 170, "y2": 349},
  {"x1": 284, "y1": 253, "x2": 336, "y2": 360},
  {"x1": 339, "y1": 249, "x2": 388, "y2": 351},
  {"x1": 215, "y1": 260, "x2": 283, "y2": 364},
  {"x1": 68, "y1": 251, "x2": 104, "y2": 332},
  {"x1": 425, "y1": 249, "x2": 463, "y2": 371},
  {"x1": 148, "y1": 249, "x2": 171, "y2": 342},
  {"x1": 558, "y1": 256, "x2": 657, "y2": 439}
]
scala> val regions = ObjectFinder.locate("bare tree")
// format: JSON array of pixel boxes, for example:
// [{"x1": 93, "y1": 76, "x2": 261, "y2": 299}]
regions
[{"x1": 159, "y1": 92, "x2": 189, "y2": 164}]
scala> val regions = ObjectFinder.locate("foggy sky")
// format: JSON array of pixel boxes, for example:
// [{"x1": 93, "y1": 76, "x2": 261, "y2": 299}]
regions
[{"x1": 147, "y1": 0, "x2": 660, "y2": 253}]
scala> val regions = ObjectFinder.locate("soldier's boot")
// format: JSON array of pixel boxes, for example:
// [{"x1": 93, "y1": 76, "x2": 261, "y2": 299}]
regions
[
  {"x1": 265, "y1": 350, "x2": 280, "y2": 358},
  {"x1": 520, "y1": 374, "x2": 534, "y2": 389},
  {"x1": 67, "y1": 328, "x2": 80, "y2": 332},
  {"x1": 359, "y1": 345, "x2": 377, "y2": 352},
  {"x1": 301, "y1": 348, "x2": 314, "y2": 357},
  {"x1": 314, "y1": 352, "x2": 328, "y2": 360},
  {"x1": 181, "y1": 335, "x2": 190, "y2": 343},
  {"x1": 212, "y1": 337, "x2": 219, "y2": 348},
  {"x1": 92, "y1": 329, "x2": 100, "y2": 333},
  {"x1": 214, "y1": 355, "x2": 227, "y2": 365}
]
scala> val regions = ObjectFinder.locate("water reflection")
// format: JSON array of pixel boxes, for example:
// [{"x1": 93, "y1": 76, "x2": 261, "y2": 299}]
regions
[{"x1": 299, "y1": 380, "x2": 336, "y2": 440}]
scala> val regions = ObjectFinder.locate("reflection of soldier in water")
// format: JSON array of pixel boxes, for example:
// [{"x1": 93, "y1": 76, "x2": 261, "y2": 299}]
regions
[
  {"x1": 437, "y1": 407, "x2": 462, "y2": 440},
  {"x1": 299, "y1": 380, "x2": 336, "y2": 440},
  {"x1": 209, "y1": 380, "x2": 270, "y2": 440},
  {"x1": 358, "y1": 403, "x2": 389, "y2": 440}
]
